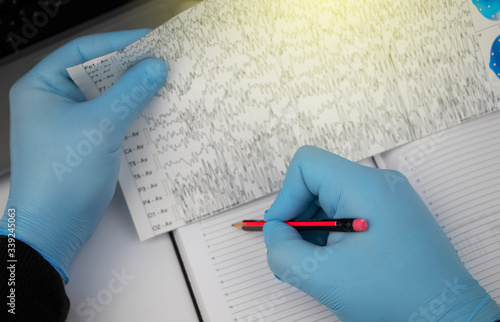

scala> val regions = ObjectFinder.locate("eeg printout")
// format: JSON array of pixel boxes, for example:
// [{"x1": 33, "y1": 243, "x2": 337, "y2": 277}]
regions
[{"x1": 68, "y1": 0, "x2": 499, "y2": 240}]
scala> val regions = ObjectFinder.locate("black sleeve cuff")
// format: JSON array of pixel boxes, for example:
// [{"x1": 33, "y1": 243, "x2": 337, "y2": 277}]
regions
[{"x1": 0, "y1": 235, "x2": 69, "y2": 321}]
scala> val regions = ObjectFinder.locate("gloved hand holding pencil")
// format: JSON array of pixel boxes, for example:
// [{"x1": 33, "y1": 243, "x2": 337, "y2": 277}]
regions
[{"x1": 264, "y1": 145, "x2": 500, "y2": 321}]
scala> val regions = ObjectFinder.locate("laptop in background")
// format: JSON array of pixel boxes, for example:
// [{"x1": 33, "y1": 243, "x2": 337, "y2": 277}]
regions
[{"x1": 0, "y1": 0, "x2": 201, "y2": 175}]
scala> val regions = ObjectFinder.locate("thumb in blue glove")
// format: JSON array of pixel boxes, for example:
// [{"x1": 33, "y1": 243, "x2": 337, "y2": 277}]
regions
[
  {"x1": 0, "y1": 29, "x2": 168, "y2": 282},
  {"x1": 264, "y1": 145, "x2": 500, "y2": 321}
]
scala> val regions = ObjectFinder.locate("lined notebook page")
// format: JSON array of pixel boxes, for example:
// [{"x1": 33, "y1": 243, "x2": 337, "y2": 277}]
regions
[
  {"x1": 174, "y1": 158, "x2": 375, "y2": 322},
  {"x1": 174, "y1": 194, "x2": 338, "y2": 322},
  {"x1": 174, "y1": 159, "x2": 376, "y2": 322},
  {"x1": 376, "y1": 111, "x2": 500, "y2": 304}
]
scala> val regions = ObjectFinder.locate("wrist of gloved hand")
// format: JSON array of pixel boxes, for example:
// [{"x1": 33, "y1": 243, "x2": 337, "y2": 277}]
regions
[
  {"x1": 0, "y1": 202, "x2": 85, "y2": 282},
  {"x1": 407, "y1": 279, "x2": 499, "y2": 322}
]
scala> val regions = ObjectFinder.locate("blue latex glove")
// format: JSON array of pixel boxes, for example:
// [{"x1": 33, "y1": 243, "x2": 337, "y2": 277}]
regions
[
  {"x1": 264, "y1": 146, "x2": 500, "y2": 321},
  {"x1": 0, "y1": 29, "x2": 168, "y2": 282}
]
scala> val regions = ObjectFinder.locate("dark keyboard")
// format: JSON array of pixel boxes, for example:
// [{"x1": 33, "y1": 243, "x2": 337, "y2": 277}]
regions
[{"x1": 0, "y1": 0, "x2": 135, "y2": 60}]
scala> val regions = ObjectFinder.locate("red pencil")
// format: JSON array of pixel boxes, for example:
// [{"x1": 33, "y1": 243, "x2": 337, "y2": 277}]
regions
[{"x1": 232, "y1": 219, "x2": 368, "y2": 232}]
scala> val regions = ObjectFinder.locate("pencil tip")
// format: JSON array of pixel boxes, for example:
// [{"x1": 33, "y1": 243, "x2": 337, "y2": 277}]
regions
[{"x1": 232, "y1": 221, "x2": 243, "y2": 229}]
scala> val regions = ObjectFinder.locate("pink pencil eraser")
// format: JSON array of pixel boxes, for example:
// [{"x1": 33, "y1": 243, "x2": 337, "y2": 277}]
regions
[{"x1": 353, "y1": 219, "x2": 368, "y2": 232}]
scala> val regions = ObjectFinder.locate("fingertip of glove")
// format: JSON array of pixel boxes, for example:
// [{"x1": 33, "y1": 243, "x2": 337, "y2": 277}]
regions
[
  {"x1": 125, "y1": 28, "x2": 153, "y2": 38},
  {"x1": 263, "y1": 220, "x2": 301, "y2": 250},
  {"x1": 263, "y1": 206, "x2": 282, "y2": 222},
  {"x1": 141, "y1": 58, "x2": 169, "y2": 84},
  {"x1": 263, "y1": 208, "x2": 277, "y2": 222},
  {"x1": 262, "y1": 220, "x2": 280, "y2": 234},
  {"x1": 263, "y1": 220, "x2": 280, "y2": 248}
]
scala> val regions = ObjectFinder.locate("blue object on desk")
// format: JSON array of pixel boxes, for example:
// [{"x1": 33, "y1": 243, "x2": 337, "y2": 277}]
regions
[
  {"x1": 490, "y1": 35, "x2": 500, "y2": 79},
  {"x1": 472, "y1": 0, "x2": 500, "y2": 20}
]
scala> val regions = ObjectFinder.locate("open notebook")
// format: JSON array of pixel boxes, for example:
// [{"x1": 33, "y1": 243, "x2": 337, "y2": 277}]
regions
[{"x1": 174, "y1": 111, "x2": 500, "y2": 322}]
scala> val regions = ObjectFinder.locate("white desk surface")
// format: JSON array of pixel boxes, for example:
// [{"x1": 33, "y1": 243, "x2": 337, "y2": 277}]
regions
[{"x1": 0, "y1": 173, "x2": 199, "y2": 322}]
